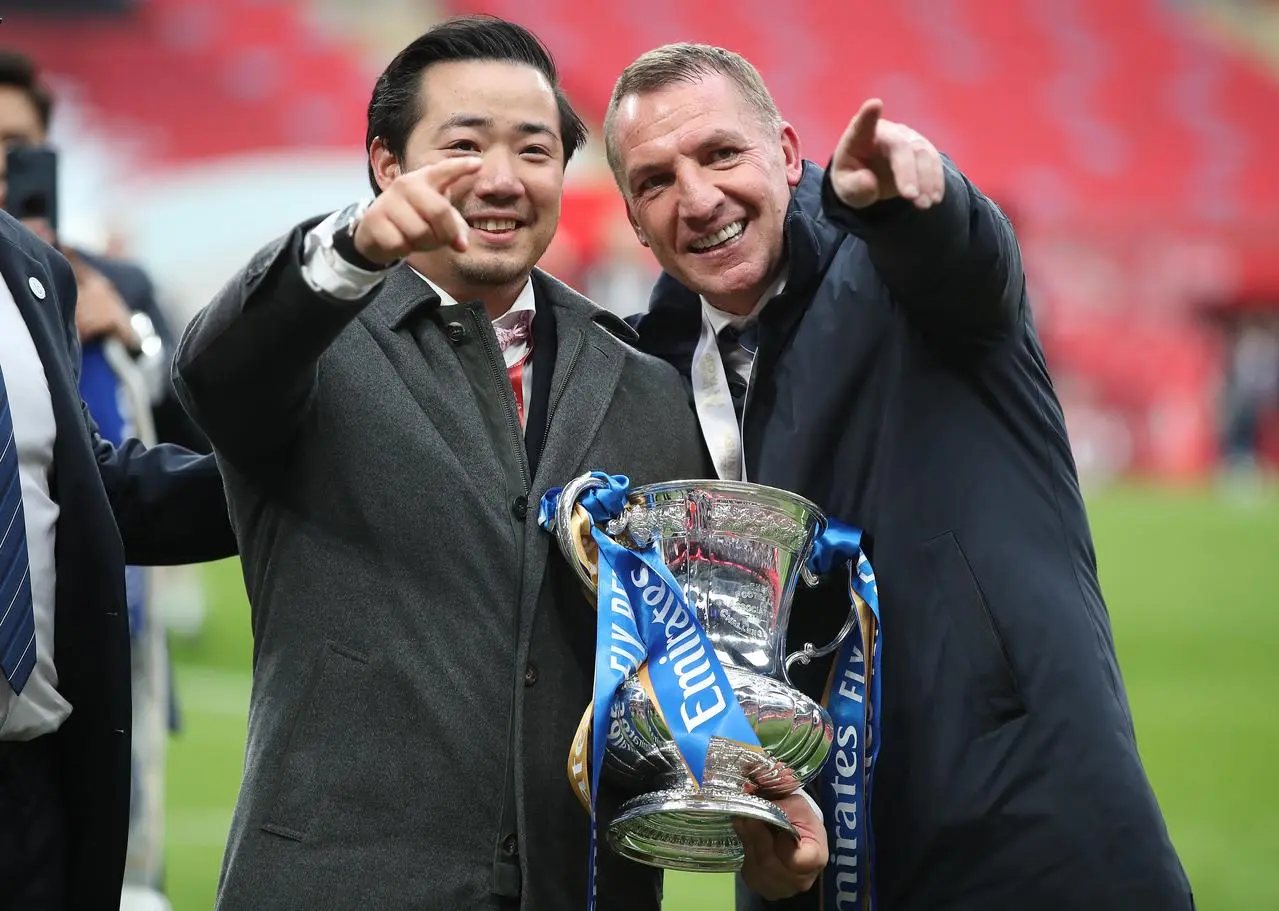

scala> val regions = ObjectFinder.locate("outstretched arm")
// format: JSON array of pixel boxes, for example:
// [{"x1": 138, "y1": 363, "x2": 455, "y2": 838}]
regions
[
  {"x1": 821, "y1": 100, "x2": 1025, "y2": 348},
  {"x1": 173, "y1": 155, "x2": 483, "y2": 475}
]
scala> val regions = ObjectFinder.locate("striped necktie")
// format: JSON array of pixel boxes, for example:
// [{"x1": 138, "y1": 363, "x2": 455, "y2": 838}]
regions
[
  {"x1": 717, "y1": 322, "x2": 758, "y2": 421},
  {"x1": 0, "y1": 361, "x2": 36, "y2": 694}
]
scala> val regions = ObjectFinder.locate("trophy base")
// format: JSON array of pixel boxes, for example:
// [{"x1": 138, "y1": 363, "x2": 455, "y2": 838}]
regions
[{"x1": 607, "y1": 788, "x2": 796, "y2": 873}]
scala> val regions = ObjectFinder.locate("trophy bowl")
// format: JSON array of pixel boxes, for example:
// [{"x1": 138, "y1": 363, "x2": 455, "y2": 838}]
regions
[{"x1": 555, "y1": 476, "x2": 856, "y2": 872}]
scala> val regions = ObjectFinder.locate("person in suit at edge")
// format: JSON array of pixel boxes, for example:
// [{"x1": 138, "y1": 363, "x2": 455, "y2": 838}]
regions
[{"x1": 0, "y1": 210, "x2": 236, "y2": 910}]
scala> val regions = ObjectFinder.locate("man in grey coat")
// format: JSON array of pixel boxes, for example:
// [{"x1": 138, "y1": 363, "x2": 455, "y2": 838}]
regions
[{"x1": 174, "y1": 17, "x2": 820, "y2": 911}]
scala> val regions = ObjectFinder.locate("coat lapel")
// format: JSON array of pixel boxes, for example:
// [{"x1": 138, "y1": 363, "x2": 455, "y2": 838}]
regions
[
  {"x1": 358, "y1": 266, "x2": 501, "y2": 504},
  {"x1": 529, "y1": 271, "x2": 625, "y2": 494},
  {"x1": 0, "y1": 232, "x2": 107, "y2": 542},
  {"x1": 357, "y1": 266, "x2": 627, "y2": 499},
  {"x1": 0, "y1": 241, "x2": 85, "y2": 446}
]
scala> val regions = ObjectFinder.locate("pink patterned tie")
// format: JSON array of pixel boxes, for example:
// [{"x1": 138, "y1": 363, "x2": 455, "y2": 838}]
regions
[{"x1": 495, "y1": 310, "x2": 533, "y2": 353}]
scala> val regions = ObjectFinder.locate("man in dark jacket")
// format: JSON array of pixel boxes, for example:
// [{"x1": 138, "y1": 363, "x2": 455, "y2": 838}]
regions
[
  {"x1": 0, "y1": 210, "x2": 235, "y2": 910},
  {"x1": 604, "y1": 43, "x2": 1195, "y2": 911}
]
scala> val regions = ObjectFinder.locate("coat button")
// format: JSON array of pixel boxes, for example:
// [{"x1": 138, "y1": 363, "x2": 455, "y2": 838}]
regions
[
  {"x1": 444, "y1": 321, "x2": 467, "y2": 344},
  {"x1": 511, "y1": 495, "x2": 528, "y2": 521},
  {"x1": 502, "y1": 833, "x2": 519, "y2": 856},
  {"x1": 524, "y1": 663, "x2": 538, "y2": 686}
]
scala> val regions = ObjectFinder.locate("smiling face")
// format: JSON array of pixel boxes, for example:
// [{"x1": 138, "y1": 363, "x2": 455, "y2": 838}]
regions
[
  {"x1": 609, "y1": 72, "x2": 803, "y2": 315},
  {"x1": 372, "y1": 59, "x2": 565, "y2": 305}
]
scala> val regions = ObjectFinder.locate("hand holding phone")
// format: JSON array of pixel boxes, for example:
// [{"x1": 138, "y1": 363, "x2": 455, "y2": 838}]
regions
[{"x1": 3, "y1": 145, "x2": 59, "y2": 239}]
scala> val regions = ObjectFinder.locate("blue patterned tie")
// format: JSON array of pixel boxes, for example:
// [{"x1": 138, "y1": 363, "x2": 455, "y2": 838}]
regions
[{"x1": 0, "y1": 361, "x2": 36, "y2": 694}]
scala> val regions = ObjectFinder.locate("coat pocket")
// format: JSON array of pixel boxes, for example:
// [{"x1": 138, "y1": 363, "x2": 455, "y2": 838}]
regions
[
  {"x1": 920, "y1": 531, "x2": 1025, "y2": 729},
  {"x1": 263, "y1": 640, "x2": 371, "y2": 841}
]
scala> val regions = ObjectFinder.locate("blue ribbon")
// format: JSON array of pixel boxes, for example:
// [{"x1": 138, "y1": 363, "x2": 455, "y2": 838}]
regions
[
  {"x1": 808, "y1": 519, "x2": 882, "y2": 911},
  {"x1": 539, "y1": 472, "x2": 760, "y2": 910}
]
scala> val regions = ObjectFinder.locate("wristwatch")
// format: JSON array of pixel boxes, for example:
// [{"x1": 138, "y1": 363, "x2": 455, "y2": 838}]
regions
[{"x1": 330, "y1": 200, "x2": 396, "y2": 272}]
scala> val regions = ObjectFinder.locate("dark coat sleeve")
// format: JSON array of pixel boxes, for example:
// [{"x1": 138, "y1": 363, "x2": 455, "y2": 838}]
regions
[
  {"x1": 172, "y1": 216, "x2": 380, "y2": 476},
  {"x1": 819, "y1": 156, "x2": 1025, "y2": 348}
]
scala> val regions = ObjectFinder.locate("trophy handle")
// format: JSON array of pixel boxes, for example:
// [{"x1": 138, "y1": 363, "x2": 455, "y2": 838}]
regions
[
  {"x1": 555, "y1": 473, "x2": 610, "y2": 594},
  {"x1": 782, "y1": 569, "x2": 857, "y2": 685}
]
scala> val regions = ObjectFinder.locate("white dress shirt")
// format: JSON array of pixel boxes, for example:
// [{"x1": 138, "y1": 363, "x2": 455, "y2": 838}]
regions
[
  {"x1": 301, "y1": 209, "x2": 536, "y2": 417},
  {"x1": 0, "y1": 277, "x2": 70, "y2": 740}
]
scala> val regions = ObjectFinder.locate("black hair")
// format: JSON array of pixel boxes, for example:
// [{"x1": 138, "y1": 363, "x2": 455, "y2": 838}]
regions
[
  {"x1": 0, "y1": 49, "x2": 53, "y2": 133},
  {"x1": 365, "y1": 15, "x2": 587, "y2": 193}
]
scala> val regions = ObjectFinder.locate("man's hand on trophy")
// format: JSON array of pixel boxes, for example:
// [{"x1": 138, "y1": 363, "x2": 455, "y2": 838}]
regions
[
  {"x1": 354, "y1": 156, "x2": 484, "y2": 264},
  {"x1": 735, "y1": 791, "x2": 828, "y2": 900}
]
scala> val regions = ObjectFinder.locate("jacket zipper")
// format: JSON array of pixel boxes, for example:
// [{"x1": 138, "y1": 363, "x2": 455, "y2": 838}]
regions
[
  {"x1": 472, "y1": 307, "x2": 531, "y2": 889},
  {"x1": 538, "y1": 331, "x2": 583, "y2": 462},
  {"x1": 739, "y1": 285, "x2": 790, "y2": 481}
]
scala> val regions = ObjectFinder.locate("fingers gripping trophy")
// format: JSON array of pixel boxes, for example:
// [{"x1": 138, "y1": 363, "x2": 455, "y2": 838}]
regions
[{"x1": 539, "y1": 473, "x2": 881, "y2": 881}]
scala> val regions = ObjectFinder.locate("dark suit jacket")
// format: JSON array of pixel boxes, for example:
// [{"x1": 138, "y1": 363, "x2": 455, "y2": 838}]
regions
[{"x1": 0, "y1": 212, "x2": 236, "y2": 908}]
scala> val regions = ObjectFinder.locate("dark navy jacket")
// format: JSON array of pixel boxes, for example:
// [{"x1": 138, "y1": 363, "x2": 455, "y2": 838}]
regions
[
  {"x1": 631, "y1": 161, "x2": 1194, "y2": 911},
  {"x1": 1, "y1": 212, "x2": 234, "y2": 908}
]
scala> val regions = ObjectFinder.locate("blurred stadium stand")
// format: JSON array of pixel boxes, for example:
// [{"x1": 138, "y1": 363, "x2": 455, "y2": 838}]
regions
[
  {"x1": 3, "y1": 0, "x2": 137, "y2": 13},
  {"x1": 1178, "y1": 0, "x2": 1279, "y2": 71},
  {"x1": 3, "y1": 0, "x2": 1278, "y2": 479}
]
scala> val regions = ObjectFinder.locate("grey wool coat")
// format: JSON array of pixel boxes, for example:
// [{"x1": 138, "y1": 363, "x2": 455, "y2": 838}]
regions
[{"x1": 173, "y1": 217, "x2": 706, "y2": 911}]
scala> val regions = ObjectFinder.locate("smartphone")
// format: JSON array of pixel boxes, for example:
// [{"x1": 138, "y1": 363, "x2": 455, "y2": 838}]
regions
[{"x1": 4, "y1": 145, "x2": 59, "y2": 235}]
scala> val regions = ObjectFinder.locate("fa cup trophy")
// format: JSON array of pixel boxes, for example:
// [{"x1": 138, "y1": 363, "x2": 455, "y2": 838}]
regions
[{"x1": 547, "y1": 474, "x2": 860, "y2": 873}]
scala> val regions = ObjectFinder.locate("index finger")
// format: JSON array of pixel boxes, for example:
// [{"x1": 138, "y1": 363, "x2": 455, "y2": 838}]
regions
[
  {"x1": 425, "y1": 155, "x2": 484, "y2": 194},
  {"x1": 847, "y1": 98, "x2": 884, "y2": 149}
]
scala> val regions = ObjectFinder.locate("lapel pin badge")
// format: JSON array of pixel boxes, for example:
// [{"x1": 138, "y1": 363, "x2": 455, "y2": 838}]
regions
[{"x1": 28, "y1": 276, "x2": 46, "y2": 300}]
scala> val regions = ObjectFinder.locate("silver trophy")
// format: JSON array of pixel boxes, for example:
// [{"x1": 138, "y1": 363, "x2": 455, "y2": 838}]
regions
[{"x1": 554, "y1": 476, "x2": 858, "y2": 872}]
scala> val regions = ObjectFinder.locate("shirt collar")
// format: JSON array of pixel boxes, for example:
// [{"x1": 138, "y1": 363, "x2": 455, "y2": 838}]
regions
[
  {"x1": 411, "y1": 267, "x2": 536, "y2": 326},
  {"x1": 699, "y1": 265, "x2": 788, "y2": 337}
]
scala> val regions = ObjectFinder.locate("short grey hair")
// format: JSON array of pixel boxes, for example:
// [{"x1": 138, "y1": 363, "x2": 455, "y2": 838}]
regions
[{"x1": 603, "y1": 43, "x2": 782, "y2": 189}]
